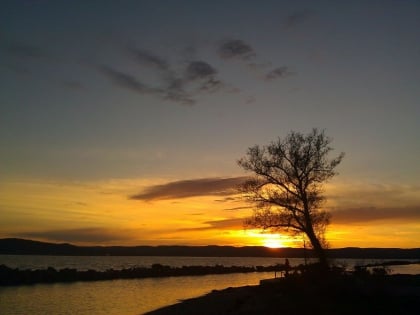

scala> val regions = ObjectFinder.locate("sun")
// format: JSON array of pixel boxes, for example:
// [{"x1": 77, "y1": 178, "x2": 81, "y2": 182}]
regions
[
  {"x1": 240, "y1": 229, "x2": 295, "y2": 248},
  {"x1": 262, "y1": 234, "x2": 285, "y2": 248},
  {"x1": 263, "y1": 238, "x2": 283, "y2": 248}
]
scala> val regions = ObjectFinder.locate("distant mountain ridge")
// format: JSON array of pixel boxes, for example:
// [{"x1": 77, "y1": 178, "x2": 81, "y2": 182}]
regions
[{"x1": 1, "y1": 238, "x2": 420, "y2": 259}]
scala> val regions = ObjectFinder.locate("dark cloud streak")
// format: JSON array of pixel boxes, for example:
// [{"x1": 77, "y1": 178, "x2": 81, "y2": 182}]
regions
[
  {"x1": 332, "y1": 206, "x2": 420, "y2": 224},
  {"x1": 177, "y1": 218, "x2": 244, "y2": 232},
  {"x1": 100, "y1": 65, "x2": 147, "y2": 92},
  {"x1": 100, "y1": 39, "x2": 293, "y2": 106},
  {"x1": 265, "y1": 66, "x2": 294, "y2": 80},
  {"x1": 164, "y1": 89, "x2": 196, "y2": 106},
  {"x1": 99, "y1": 65, "x2": 162, "y2": 95},
  {"x1": 218, "y1": 39, "x2": 256, "y2": 60},
  {"x1": 185, "y1": 61, "x2": 217, "y2": 80},
  {"x1": 130, "y1": 177, "x2": 247, "y2": 201},
  {"x1": 162, "y1": 60, "x2": 223, "y2": 105},
  {"x1": 129, "y1": 48, "x2": 170, "y2": 71},
  {"x1": 185, "y1": 60, "x2": 223, "y2": 92}
]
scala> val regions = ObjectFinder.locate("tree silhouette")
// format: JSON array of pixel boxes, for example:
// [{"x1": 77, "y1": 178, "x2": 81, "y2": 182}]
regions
[{"x1": 238, "y1": 129, "x2": 344, "y2": 269}]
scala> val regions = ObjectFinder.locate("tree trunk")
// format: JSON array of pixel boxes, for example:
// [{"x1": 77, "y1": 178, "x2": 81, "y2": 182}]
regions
[{"x1": 305, "y1": 227, "x2": 329, "y2": 270}]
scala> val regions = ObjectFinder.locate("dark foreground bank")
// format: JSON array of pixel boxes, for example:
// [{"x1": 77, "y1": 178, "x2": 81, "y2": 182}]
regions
[{"x1": 145, "y1": 273, "x2": 420, "y2": 315}]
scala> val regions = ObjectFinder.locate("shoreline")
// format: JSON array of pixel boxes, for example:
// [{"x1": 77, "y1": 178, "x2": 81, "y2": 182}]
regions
[
  {"x1": 2, "y1": 239, "x2": 420, "y2": 259},
  {"x1": 2, "y1": 261, "x2": 419, "y2": 286},
  {"x1": 0, "y1": 263, "x2": 286, "y2": 286},
  {"x1": 145, "y1": 274, "x2": 420, "y2": 315}
]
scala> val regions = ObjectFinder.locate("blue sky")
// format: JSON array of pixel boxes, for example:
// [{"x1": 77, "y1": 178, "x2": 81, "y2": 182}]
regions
[{"x1": 1, "y1": 0, "x2": 419, "y2": 247}]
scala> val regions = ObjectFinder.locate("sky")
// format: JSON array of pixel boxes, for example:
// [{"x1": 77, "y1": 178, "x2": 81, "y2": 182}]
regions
[{"x1": 1, "y1": 0, "x2": 419, "y2": 249}]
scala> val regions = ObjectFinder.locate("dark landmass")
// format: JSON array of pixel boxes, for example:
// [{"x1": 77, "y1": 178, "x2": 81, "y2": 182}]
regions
[
  {"x1": 145, "y1": 272, "x2": 420, "y2": 315},
  {"x1": 1, "y1": 238, "x2": 420, "y2": 259}
]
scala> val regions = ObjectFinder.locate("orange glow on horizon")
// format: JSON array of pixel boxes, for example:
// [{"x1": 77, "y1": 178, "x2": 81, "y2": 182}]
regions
[
  {"x1": 1, "y1": 178, "x2": 420, "y2": 248},
  {"x1": 263, "y1": 238, "x2": 284, "y2": 248},
  {"x1": 240, "y1": 230, "x2": 299, "y2": 248}
]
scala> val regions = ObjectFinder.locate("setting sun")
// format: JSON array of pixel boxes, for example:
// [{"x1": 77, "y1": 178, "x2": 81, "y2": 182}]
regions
[
  {"x1": 243, "y1": 230, "x2": 295, "y2": 248},
  {"x1": 262, "y1": 234, "x2": 285, "y2": 248}
]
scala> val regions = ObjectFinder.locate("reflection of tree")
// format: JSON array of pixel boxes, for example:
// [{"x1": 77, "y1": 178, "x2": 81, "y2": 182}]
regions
[{"x1": 238, "y1": 129, "x2": 344, "y2": 269}]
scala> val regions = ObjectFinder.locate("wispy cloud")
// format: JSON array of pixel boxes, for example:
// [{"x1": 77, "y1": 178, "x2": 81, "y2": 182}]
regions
[
  {"x1": 265, "y1": 66, "x2": 294, "y2": 81},
  {"x1": 185, "y1": 61, "x2": 217, "y2": 80},
  {"x1": 161, "y1": 60, "x2": 223, "y2": 105},
  {"x1": 185, "y1": 60, "x2": 223, "y2": 92},
  {"x1": 99, "y1": 38, "x2": 294, "y2": 105},
  {"x1": 224, "y1": 206, "x2": 250, "y2": 211},
  {"x1": 100, "y1": 48, "x2": 225, "y2": 105},
  {"x1": 130, "y1": 177, "x2": 247, "y2": 201},
  {"x1": 217, "y1": 39, "x2": 295, "y2": 85},
  {"x1": 331, "y1": 206, "x2": 420, "y2": 224},
  {"x1": 284, "y1": 9, "x2": 314, "y2": 29},
  {"x1": 163, "y1": 89, "x2": 196, "y2": 105},
  {"x1": 327, "y1": 183, "x2": 420, "y2": 208},
  {"x1": 99, "y1": 65, "x2": 160, "y2": 95},
  {"x1": 163, "y1": 87, "x2": 196, "y2": 105},
  {"x1": 177, "y1": 218, "x2": 244, "y2": 232},
  {"x1": 218, "y1": 39, "x2": 256, "y2": 60},
  {"x1": 128, "y1": 47, "x2": 170, "y2": 71}
]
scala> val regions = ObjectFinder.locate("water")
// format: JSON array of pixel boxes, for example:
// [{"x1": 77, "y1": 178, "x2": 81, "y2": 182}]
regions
[
  {"x1": 0, "y1": 255, "x2": 305, "y2": 271},
  {"x1": 0, "y1": 271, "x2": 274, "y2": 315},
  {"x1": 0, "y1": 255, "x2": 419, "y2": 315},
  {"x1": 2, "y1": 255, "x2": 418, "y2": 272}
]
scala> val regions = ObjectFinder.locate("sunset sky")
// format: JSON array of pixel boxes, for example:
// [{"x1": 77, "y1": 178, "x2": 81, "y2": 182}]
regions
[{"x1": 1, "y1": 0, "x2": 419, "y2": 249}]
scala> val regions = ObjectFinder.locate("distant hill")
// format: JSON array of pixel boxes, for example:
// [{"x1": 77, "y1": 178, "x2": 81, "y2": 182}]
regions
[{"x1": 1, "y1": 238, "x2": 420, "y2": 259}]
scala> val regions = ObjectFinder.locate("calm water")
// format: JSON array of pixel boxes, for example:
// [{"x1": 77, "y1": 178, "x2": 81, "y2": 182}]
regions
[
  {"x1": 0, "y1": 272, "x2": 275, "y2": 315},
  {"x1": 1, "y1": 256, "x2": 419, "y2": 315}
]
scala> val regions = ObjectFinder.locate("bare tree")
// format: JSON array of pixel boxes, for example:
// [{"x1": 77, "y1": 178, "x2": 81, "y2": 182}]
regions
[{"x1": 238, "y1": 129, "x2": 344, "y2": 269}]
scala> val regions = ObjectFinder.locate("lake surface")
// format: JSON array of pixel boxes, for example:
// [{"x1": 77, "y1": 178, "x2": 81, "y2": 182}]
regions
[
  {"x1": 0, "y1": 255, "x2": 312, "y2": 271},
  {"x1": 1, "y1": 255, "x2": 419, "y2": 315},
  {"x1": 0, "y1": 272, "x2": 275, "y2": 315}
]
